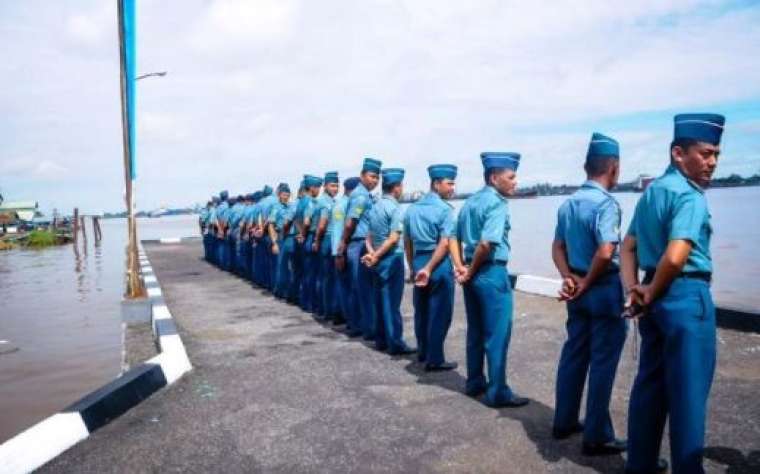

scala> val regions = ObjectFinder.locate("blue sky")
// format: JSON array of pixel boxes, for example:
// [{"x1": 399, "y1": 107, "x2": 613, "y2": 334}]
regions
[{"x1": 1, "y1": 0, "x2": 759, "y2": 214}]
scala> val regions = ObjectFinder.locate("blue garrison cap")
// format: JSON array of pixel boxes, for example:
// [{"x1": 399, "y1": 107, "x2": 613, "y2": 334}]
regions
[
  {"x1": 252, "y1": 191, "x2": 263, "y2": 201},
  {"x1": 674, "y1": 113, "x2": 725, "y2": 145},
  {"x1": 428, "y1": 164, "x2": 458, "y2": 180},
  {"x1": 344, "y1": 177, "x2": 360, "y2": 191},
  {"x1": 481, "y1": 152, "x2": 521, "y2": 171},
  {"x1": 382, "y1": 168, "x2": 405, "y2": 185},
  {"x1": 303, "y1": 174, "x2": 323, "y2": 188},
  {"x1": 245, "y1": 193, "x2": 254, "y2": 200},
  {"x1": 261, "y1": 185, "x2": 273, "y2": 197},
  {"x1": 212, "y1": 196, "x2": 220, "y2": 203},
  {"x1": 587, "y1": 132, "x2": 619, "y2": 161},
  {"x1": 324, "y1": 171, "x2": 339, "y2": 184},
  {"x1": 277, "y1": 182, "x2": 290, "y2": 194},
  {"x1": 219, "y1": 190, "x2": 229, "y2": 200},
  {"x1": 362, "y1": 157, "x2": 382, "y2": 174}
]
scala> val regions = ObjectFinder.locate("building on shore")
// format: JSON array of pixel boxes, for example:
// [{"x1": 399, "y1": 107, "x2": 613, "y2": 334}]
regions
[{"x1": 0, "y1": 201, "x2": 40, "y2": 222}]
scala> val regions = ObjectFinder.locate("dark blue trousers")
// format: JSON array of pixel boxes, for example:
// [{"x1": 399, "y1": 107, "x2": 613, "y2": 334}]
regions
[
  {"x1": 216, "y1": 236, "x2": 226, "y2": 269},
  {"x1": 626, "y1": 278, "x2": 716, "y2": 474},
  {"x1": 412, "y1": 253, "x2": 454, "y2": 366},
  {"x1": 553, "y1": 274, "x2": 627, "y2": 444},
  {"x1": 290, "y1": 238, "x2": 305, "y2": 304},
  {"x1": 348, "y1": 240, "x2": 376, "y2": 340},
  {"x1": 301, "y1": 234, "x2": 317, "y2": 312},
  {"x1": 462, "y1": 263, "x2": 516, "y2": 406},
  {"x1": 336, "y1": 256, "x2": 353, "y2": 326},
  {"x1": 228, "y1": 235, "x2": 238, "y2": 274},
  {"x1": 320, "y1": 239, "x2": 339, "y2": 319},
  {"x1": 372, "y1": 253, "x2": 407, "y2": 353},
  {"x1": 203, "y1": 233, "x2": 213, "y2": 262},
  {"x1": 274, "y1": 236, "x2": 294, "y2": 299}
]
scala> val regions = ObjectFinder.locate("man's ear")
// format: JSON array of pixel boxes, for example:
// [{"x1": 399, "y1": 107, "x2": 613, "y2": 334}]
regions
[{"x1": 671, "y1": 146, "x2": 684, "y2": 165}]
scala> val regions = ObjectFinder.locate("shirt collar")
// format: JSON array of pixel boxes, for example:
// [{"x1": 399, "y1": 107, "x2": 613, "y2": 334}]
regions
[
  {"x1": 482, "y1": 185, "x2": 507, "y2": 202},
  {"x1": 383, "y1": 193, "x2": 398, "y2": 203},
  {"x1": 581, "y1": 179, "x2": 612, "y2": 196},
  {"x1": 666, "y1": 164, "x2": 704, "y2": 194}
]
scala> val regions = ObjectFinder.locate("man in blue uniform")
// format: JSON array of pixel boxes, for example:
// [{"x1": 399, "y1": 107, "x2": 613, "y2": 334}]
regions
[
  {"x1": 242, "y1": 191, "x2": 262, "y2": 281},
  {"x1": 363, "y1": 168, "x2": 416, "y2": 355},
  {"x1": 256, "y1": 185, "x2": 276, "y2": 290},
  {"x1": 453, "y1": 152, "x2": 529, "y2": 408},
  {"x1": 215, "y1": 191, "x2": 230, "y2": 269},
  {"x1": 300, "y1": 175, "x2": 324, "y2": 313},
  {"x1": 404, "y1": 164, "x2": 459, "y2": 371},
  {"x1": 290, "y1": 182, "x2": 310, "y2": 305},
  {"x1": 227, "y1": 195, "x2": 246, "y2": 275},
  {"x1": 331, "y1": 177, "x2": 360, "y2": 326},
  {"x1": 202, "y1": 198, "x2": 216, "y2": 262},
  {"x1": 269, "y1": 183, "x2": 293, "y2": 299},
  {"x1": 622, "y1": 114, "x2": 725, "y2": 474},
  {"x1": 312, "y1": 172, "x2": 340, "y2": 320},
  {"x1": 551, "y1": 133, "x2": 627, "y2": 455},
  {"x1": 337, "y1": 158, "x2": 382, "y2": 339}
]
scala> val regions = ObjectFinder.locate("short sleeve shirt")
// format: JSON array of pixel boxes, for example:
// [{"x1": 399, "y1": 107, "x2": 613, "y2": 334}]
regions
[
  {"x1": 626, "y1": 164, "x2": 712, "y2": 273},
  {"x1": 554, "y1": 180, "x2": 621, "y2": 272},
  {"x1": 456, "y1": 186, "x2": 511, "y2": 263},
  {"x1": 403, "y1": 192, "x2": 455, "y2": 252},
  {"x1": 366, "y1": 194, "x2": 404, "y2": 253}
]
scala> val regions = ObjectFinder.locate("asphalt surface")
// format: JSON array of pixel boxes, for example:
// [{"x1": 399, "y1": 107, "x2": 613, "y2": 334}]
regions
[{"x1": 42, "y1": 241, "x2": 760, "y2": 473}]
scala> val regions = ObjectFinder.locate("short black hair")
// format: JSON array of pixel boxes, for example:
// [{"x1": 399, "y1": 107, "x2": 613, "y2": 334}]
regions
[
  {"x1": 671, "y1": 137, "x2": 699, "y2": 152},
  {"x1": 484, "y1": 168, "x2": 506, "y2": 185},
  {"x1": 584, "y1": 157, "x2": 618, "y2": 177},
  {"x1": 383, "y1": 182, "x2": 400, "y2": 193}
]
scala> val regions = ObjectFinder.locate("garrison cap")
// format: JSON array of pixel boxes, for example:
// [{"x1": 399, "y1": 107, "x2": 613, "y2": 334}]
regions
[
  {"x1": 381, "y1": 168, "x2": 405, "y2": 185},
  {"x1": 674, "y1": 113, "x2": 725, "y2": 145},
  {"x1": 428, "y1": 164, "x2": 458, "y2": 180},
  {"x1": 480, "y1": 152, "x2": 521, "y2": 171},
  {"x1": 362, "y1": 157, "x2": 382, "y2": 174}
]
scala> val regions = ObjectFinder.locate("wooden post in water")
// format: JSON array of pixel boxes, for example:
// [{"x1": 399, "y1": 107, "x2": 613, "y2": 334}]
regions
[
  {"x1": 93, "y1": 216, "x2": 102, "y2": 241},
  {"x1": 72, "y1": 208, "x2": 79, "y2": 242},
  {"x1": 80, "y1": 216, "x2": 87, "y2": 241}
]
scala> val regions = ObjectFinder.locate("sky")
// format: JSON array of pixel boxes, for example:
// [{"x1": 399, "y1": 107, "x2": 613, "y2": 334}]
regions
[{"x1": 2, "y1": 0, "x2": 760, "y2": 214}]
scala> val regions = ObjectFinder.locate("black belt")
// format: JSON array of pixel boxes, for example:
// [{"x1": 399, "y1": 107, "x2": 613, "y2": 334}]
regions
[
  {"x1": 465, "y1": 258, "x2": 507, "y2": 266},
  {"x1": 414, "y1": 249, "x2": 434, "y2": 256},
  {"x1": 643, "y1": 270, "x2": 711, "y2": 284},
  {"x1": 570, "y1": 267, "x2": 619, "y2": 278}
]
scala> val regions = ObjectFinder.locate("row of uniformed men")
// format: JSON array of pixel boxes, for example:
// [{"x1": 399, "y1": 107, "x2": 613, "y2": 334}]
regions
[{"x1": 199, "y1": 112, "x2": 725, "y2": 474}]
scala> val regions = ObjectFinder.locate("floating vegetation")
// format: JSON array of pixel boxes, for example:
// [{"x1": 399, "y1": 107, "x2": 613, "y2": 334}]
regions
[{"x1": 25, "y1": 230, "x2": 58, "y2": 248}]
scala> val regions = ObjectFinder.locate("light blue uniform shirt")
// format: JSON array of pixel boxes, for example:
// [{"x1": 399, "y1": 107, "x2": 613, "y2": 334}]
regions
[
  {"x1": 216, "y1": 202, "x2": 230, "y2": 226},
  {"x1": 294, "y1": 195, "x2": 310, "y2": 231},
  {"x1": 366, "y1": 194, "x2": 403, "y2": 253},
  {"x1": 268, "y1": 201, "x2": 291, "y2": 234},
  {"x1": 627, "y1": 164, "x2": 713, "y2": 273},
  {"x1": 456, "y1": 185, "x2": 511, "y2": 263},
  {"x1": 308, "y1": 194, "x2": 335, "y2": 233},
  {"x1": 554, "y1": 180, "x2": 621, "y2": 272},
  {"x1": 330, "y1": 195, "x2": 350, "y2": 256},
  {"x1": 403, "y1": 192, "x2": 455, "y2": 252},
  {"x1": 228, "y1": 202, "x2": 245, "y2": 230},
  {"x1": 258, "y1": 195, "x2": 278, "y2": 225},
  {"x1": 200, "y1": 208, "x2": 209, "y2": 223},
  {"x1": 303, "y1": 196, "x2": 319, "y2": 233},
  {"x1": 283, "y1": 202, "x2": 298, "y2": 236},
  {"x1": 346, "y1": 182, "x2": 373, "y2": 240},
  {"x1": 208, "y1": 206, "x2": 217, "y2": 226}
]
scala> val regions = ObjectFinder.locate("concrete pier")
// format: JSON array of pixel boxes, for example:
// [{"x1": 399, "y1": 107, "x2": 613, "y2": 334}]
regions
[{"x1": 42, "y1": 240, "x2": 760, "y2": 473}]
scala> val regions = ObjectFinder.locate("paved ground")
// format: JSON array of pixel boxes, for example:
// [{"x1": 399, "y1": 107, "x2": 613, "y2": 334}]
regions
[{"x1": 43, "y1": 241, "x2": 760, "y2": 473}]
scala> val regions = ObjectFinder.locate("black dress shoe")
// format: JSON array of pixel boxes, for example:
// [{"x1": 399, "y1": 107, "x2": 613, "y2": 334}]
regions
[
  {"x1": 552, "y1": 422, "x2": 584, "y2": 440},
  {"x1": 464, "y1": 386, "x2": 486, "y2": 398},
  {"x1": 624, "y1": 458, "x2": 668, "y2": 474},
  {"x1": 582, "y1": 438, "x2": 627, "y2": 456},
  {"x1": 425, "y1": 361, "x2": 458, "y2": 372},
  {"x1": 487, "y1": 395, "x2": 530, "y2": 408},
  {"x1": 390, "y1": 346, "x2": 417, "y2": 356},
  {"x1": 346, "y1": 329, "x2": 362, "y2": 338}
]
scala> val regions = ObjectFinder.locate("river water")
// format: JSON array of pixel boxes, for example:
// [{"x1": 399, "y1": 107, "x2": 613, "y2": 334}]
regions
[{"x1": 0, "y1": 187, "x2": 758, "y2": 443}]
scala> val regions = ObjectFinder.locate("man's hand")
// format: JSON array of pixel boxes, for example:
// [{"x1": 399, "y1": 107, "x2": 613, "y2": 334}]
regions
[
  {"x1": 296, "y1": 234, "x2": 304, "y2": 244},
  {"x1": 311, "y1": 241, "x2": 319, "y2": 253},
  {"x1": 271, "y1": 242, "x2": 280, "y2": 255},
  {"x1": 628, "y1": 284, "x2": 654, "y2": 307},
  {"x1": 335, "y1": 255, "x2": 346, "y2": 272},
  {"x1": 557, "y1": 276, "x2": 577, "y2": 301},
  {"x1": 253, "y1": 228, "x2": 263, "y2": 239},
  {"x1": 455, "y1": 265, "x2": 471, "y2": 285},
  {"x1": 361, "y1": 252, "x2": 378, "y2": 268},
  {"x1": 414, "y1": 268, "x2": 431, "y2": 287}
]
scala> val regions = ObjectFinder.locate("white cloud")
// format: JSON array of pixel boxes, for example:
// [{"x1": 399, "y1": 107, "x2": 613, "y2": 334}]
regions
[{"x1": 2, "y1": 0, "x2": 759, "y2": 213}]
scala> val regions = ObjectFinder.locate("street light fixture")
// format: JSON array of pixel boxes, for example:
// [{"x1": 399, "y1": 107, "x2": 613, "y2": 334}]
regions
[{"x1": 136, "y1": 71, "x2": 167, "y2": 81}]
